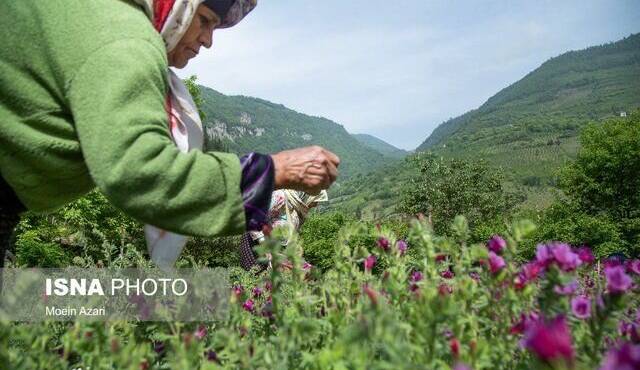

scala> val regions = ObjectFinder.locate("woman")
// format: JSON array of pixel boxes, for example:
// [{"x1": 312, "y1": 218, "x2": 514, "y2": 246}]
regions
[
  {"x1": 0, "y1": 0, "x2": 340, "y2": 268},
  {"x1": 239, "y1": 189, "x2": 328, "y2": 270}
]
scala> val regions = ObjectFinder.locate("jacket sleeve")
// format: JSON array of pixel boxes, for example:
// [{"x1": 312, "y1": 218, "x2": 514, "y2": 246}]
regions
[{"x1": 67, "y1": 38, "x2": 246, "y2": 238}]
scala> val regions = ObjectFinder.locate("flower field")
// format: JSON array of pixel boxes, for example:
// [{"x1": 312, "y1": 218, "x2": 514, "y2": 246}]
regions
[{"x1": 4, "y1": 216, "x2": 639, "y2": 369}]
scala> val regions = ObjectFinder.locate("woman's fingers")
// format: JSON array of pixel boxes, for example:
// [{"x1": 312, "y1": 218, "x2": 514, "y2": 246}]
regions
[{"x1": 270, "y1": 146, "x2": 341, "y2": 192}]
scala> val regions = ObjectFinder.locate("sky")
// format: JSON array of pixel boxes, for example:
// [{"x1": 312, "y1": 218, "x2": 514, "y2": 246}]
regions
[{"x1": 177, "y1": 0, "x2": 640, "y2": 150}]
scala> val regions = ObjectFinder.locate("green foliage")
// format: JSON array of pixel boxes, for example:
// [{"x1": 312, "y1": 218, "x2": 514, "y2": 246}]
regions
[
  {"x1": 522, "y1": 111, "x2": 640, "y2": 258},
  {"x1": 183, "y1": 75, "x2": 206, "y2": 121},
  {"x1": 400, "y1": 153, "x2": 521, "y2": 238},
  {"x1": 300, "y1": 212, "x2": 350, "y2": 271}
]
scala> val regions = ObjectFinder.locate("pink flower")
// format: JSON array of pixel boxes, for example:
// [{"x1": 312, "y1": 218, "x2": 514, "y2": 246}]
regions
[
  {"x1": 604, "y1": 256, "x2": 623, "y2": 269},
  {"x1": 571, "y1": 296, "x2": 591, "y2": 319},
  {"x1": 510, "y1": 312, "x2": 540, "y2": 335},
  {"x1": 252, "y1": 287, "x2": 263, "y2": 298},
  {"x1": 232, "y1": 285, "x2": 244, "y2": 298},
  {"x1": 625, "y1": 259, "x2": 640, "y2": 275},
  {"x1": 396, "y1": 240, "x2": 408, "y2": 255},
  {"x1": 242, "y1": 299, "x2": 254, "y2": 312},
  {"x1": 551, "y1": 243, "x2": 582, "y2": 271},
  {"x1": 605, "y1": 266, "x2": 633, "y2": 294},
  {"x1": 435, "y1": 254, "x2": 447, "y2": 263},
  {"x1": 194, "y1": 325, "x2": 207, "y2": 340},
  {"x1": 488, "y1": 251, "x2": 505, "y2": 274},
  {"x1": 535, "y1": 244, "x2": 554, "y2": 267},
  {"x1": 377, "y1": 237, "x2": 390, "y2": 252},
  {"x1": 450, "y1": 338, "x2": 460, "y2": 358},
  {"x1": 554, "y1": 280, "x2": 578, "y2": 296},
  {"x1": 409, "y1": 270, "x2": 423, "y2": 292},
  {"x1": 523, "y1": 261, "x2": 543, "y2": 280},
  {"x1": 599, "y1": 342, "x2": 640, "y2": 370},
  {"x1": 441, "y1": 270, "x2": 454, "y2": 279},
  {"x1": 438, "y1": 283, "x2": 453, "y2": 296},
  {"x1": 302, "y1": 262, "x2": 313, "y2": 271},
  {"x1": 453, "y1": 363, "x2": 472, "y2": 370},
  {"x1": 522, "y1": 315, "x2": 574, "y2": 364},
  {"x1": 364, "y1": 255, "x2": 376, "y2": 272},
  {"x1": 487, "y1": 235, "x2": 507, "y2": 254},
  {"x1": 575, "y1": 246, "x2": 595, "y2": 264}
]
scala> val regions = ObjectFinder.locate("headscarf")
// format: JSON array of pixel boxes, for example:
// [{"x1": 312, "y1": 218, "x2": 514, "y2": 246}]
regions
[{"x1": 129, "y1": 0, "x2": 256, "y2": 269}]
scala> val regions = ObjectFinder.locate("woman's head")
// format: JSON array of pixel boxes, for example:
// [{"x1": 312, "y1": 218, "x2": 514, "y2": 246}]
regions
[{"x1": 167, "y1": 4, "x2": 220, "y2": 68}]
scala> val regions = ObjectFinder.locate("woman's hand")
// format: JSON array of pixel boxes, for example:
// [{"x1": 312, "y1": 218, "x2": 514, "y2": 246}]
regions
[{"x1": 270, "y1": 146, "x2": 340, "y2": 194}]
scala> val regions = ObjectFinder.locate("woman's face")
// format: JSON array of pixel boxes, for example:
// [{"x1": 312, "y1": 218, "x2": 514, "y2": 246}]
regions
[{"x1": 168, "y1": 5, "x2": 221, "y2": 68}]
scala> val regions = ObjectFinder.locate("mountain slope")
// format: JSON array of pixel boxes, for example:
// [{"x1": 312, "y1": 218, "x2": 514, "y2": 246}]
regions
[
  {"x1": 416, "y1": 33, "x2": 640, "y2": 183},
  {"x1": 198, "y1": 86, "x2": 390, "y2": 179},
  {"x1": 352, "y1": 134, "x2": 409, "y2": 159}
]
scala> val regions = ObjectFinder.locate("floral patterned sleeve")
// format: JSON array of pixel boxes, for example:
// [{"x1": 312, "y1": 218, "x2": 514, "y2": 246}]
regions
[{"x1": 239, "y1": 152, "x2": 275, "y2": 231}]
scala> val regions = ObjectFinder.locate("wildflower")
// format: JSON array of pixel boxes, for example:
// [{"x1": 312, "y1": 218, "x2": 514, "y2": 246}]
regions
[
  {"x1": 575, "y1": 246, "x2": 595, "y2": 264},
  {"x1": 487, "y1": 235, "x2": 507, "y2": 254},
  {"x1": 535, "y1": 244, "x2": 554, "y2": 267},
  {"x1": 377, "y1": 237, "x2": 390, "y2": 252},
  {"x1": 488, "y1": 251, "x2": 505, "y2": 274},
  {"x1": 450, "y1": 338, "x2": 460, "y2": 358},
  {"x1": 626, "y1": 259, "x2": 640, "y2": 275},
  {"x1": 243, "y1": 299, "x2": 255, "y2": 312},
  {"x1": 410, "y1": 270, "x2": 424, "y2": 282},
  {"x1": 264, "y1": 281, "x2": 272, "y2": 291},
  {"x1": 435, "y1": 254, "x2": 447, "y2": 263},
  {"x1": 469, "y1": 271, "x2": 480, "y2": 282},
  {"x1": 261, "y1": 301, "x2": 274, "y2": 320},
  {"x1": 554, "y1": 280, "x2": 578, "y2": 296},
  {"x1": 396, "y1": 240, "x2": 408, "y2": 255},
  {"x1": 453, "y1": 363, "x2": 472, "y2": 370},
  {"x1": 140, "y1": 359, "x2": 150, "y2": 370},
  {"x1": 599, "y1": 342, "x2": 640, "y2": 370},
  {"x1": 510, "y1": 312, "x2": 540, "y2": 335},
  {"x1": 364, "y1": 255, "x2": 377, "y2": 272},
  {"x1": 194, "y1": 325, "x2": 207, "y2": 340},
  {"x1": 205, "y1": 349, "x2": 220, "y2": 363},
  {"x1": 551, "y1": 243, "x2": 581, "y2": 271},
  {"x1": 232, "y1": 285, "x2": 244, "y2": 298},
  {"x1": 522, "y1": 315, "x2": 574, "y2": 364},
  {"x1": 252, "y1": 287, "x2": 263, "y2": 298},
  {"x1": 441, "y1": 270, "x2": 454, "y2": 279},
  {"x1": 571, "y1": 296, "x2": 591, "y2": 319},
  {"x1": 302, "y1": 261, "x2": 313, "y2": 271},
  {"x1": 153, "y1": 341, "x2": 165, "y2": 354},
  {"x1": 438, "y1": 283, "x2": 453, "y2": 296},
  {"x1": 363, "y1": 284, "x2": 378, "y2": 306},
  {"x1": 603, "y1": 256, "x2": 623, "y2": 269},
  {"x1": 605, "y1": 266, "x2": 633, "y2": 294}
]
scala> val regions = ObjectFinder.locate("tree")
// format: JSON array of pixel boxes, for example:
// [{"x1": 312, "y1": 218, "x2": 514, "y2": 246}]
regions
[{"x1": 400, "y1": 153, "x2": 520, "y2": 237}]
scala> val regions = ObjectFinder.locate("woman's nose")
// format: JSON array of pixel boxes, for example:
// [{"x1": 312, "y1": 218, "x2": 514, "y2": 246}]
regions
[{"x1": 201, "y1": 29, "x2": 214, "y2": 48}]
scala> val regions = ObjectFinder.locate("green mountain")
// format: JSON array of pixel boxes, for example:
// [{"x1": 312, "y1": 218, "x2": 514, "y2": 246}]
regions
[
  {"x1": 416, "y1": 33, "x2": 640, "y2": 184},
  {"x1": 351, "y1": 133, "x2": 409, "y2": 159},
  {"x1": 197, "y1": 86, "x2": 391, "y2": 179},
  {"x1": 331, "y1": 33, "x2": 640, "y2": 219}
]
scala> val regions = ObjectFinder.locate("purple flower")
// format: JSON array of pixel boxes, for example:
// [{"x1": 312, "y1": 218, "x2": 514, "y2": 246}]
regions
[
  {"x1": 551, "y1": 243, "x2": 582, "y2": 271},
  {"x1": 604, "y1": 256, "x2": 623, "y2": 269},
  {"x1": 377, "y1": 237, "x2": 390, "y2": 252},
  {"x1": 453, "y1": 363, "x2": 472, "y2": 370},
  {"x1": 605, "y1": 266, "x2": 633, "y2": 294},
  {"x1": 232, "y1": 285, "x2": 244, "y2": 298},
  {"x1": 626, "y1": 259, "x2": 640, "y2": 275},
  {"x1": 487, "y1": 235, "x2": 507, "y2": 254},
  {"x1": 302, "y1": 262, "x2": 313, "y2": 271},
  {"x1": 252, "y1": 287, "x2": 263, "y2": 298},
  {"x1": 410, "y1": 270, "x2": 423, "y2": 282},
  {"x1": 554, "y1": 280, "x2": 578, "y2": 296},
  {"x1": 242, "y1": 299, "x2": 254, "y2": 312},
  {"x1": 510, "y1": 312, "x2": 540, "y2": 335},
  {"x1": 364, "y1": 255, "x2": 376, "y2": 272},
  {"x1": 441, "y1": 270, "x2": 454, "y2": 279},
  {"x1": 153, "y1": 341, "x2": 165, "y2": 354},
  {"x1": 571, "y1": 296, "x2": 591, "y2": 319},
  {"x1": 205, "y1": 349, "x2": 220, "y2": 363},
  {"x1": 488, "y1": 251, "x2": 506, "y2": 274},
  {"x1": 396, "y1": 240, "x2": 408, "y2": 255},
  {"x1": 536, "y1": 244, "x2": 554, "y2": 267},
  {"x1": 576, "y1": 246, "x2": 595, "y2": 264},
  {"x1": 522, "y1": 315, "x2": 574, "y2": 364},
  {"x1": 599, "y1": 342, "x2": 640, "y2": 370},
  {"x1": 194, "y1": 325, "x2": 207, "y2": 340}
]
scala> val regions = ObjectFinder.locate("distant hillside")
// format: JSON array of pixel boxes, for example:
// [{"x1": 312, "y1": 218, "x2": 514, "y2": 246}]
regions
[
  {"x1": 331, "y1": 33, "x2": 640, "y2": 220},
  {"x1": 198, "y1": 86, "x2": 391, "y2": 179},
  {"x1": 416, "y1": 33, "x2": 640, "y2": 184},
  {"x1": 352, "y1": 134, "x2": 409, "y2": 159}
]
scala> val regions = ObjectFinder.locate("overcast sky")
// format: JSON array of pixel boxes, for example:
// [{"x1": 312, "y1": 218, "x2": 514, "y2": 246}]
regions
[{"x1": 177, "y1": 0, "x2": 640, "y2": 150}]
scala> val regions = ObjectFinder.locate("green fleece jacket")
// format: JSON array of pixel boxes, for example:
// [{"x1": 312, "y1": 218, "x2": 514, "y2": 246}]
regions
[{"x1": 0, "y1": 0, "x2": 245, "y2": 237}]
